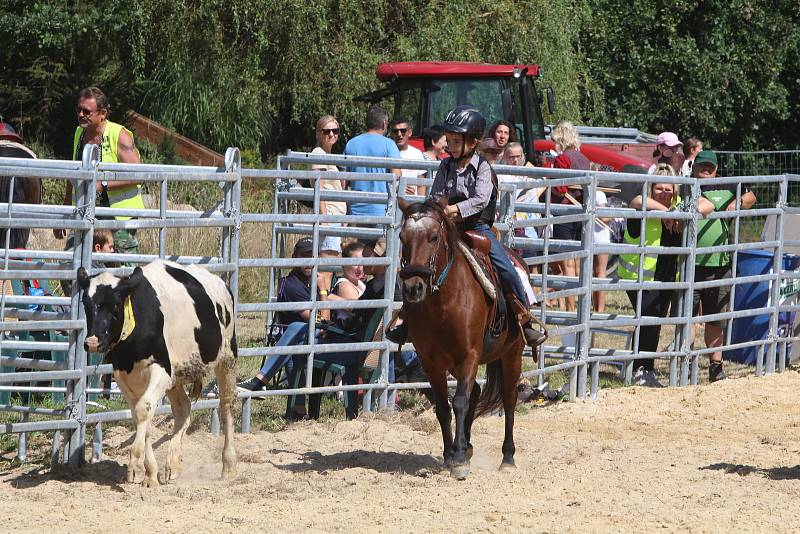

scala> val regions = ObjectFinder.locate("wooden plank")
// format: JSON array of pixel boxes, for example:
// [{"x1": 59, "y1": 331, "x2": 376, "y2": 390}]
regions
[{"x1": 123, "y1": 111, "x2": 225, "y2": 167}]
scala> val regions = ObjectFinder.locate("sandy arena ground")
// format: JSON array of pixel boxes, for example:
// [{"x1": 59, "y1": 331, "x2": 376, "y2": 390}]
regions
[{"x1": 2, "y1": 371, "x2": 800, "y2": 533}]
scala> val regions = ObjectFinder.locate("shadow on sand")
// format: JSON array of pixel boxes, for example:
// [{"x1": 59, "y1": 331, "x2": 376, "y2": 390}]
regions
[
  {"x1": 5, "y1": 459, "x2": 128, "y2": 490},
  {"x1": 269, "y1": 448, "x2": 442, "y2": 476},
  {"x1": 700, "y1": 462, "x2": 800, "y2": 480}
]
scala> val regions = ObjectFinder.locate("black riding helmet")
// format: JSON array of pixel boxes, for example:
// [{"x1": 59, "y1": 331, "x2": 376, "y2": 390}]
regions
[{"x1": 442, "y1": 106, "x2": 486, "y2": 138}]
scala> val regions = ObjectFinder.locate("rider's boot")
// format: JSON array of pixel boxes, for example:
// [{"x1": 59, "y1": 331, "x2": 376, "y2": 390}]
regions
[
  {"x1": 385, "y1": 309, "x2": 408, "y2": 345},
  {"x1": 506, "y1": 292, "x2": 547, "y2": 350}
]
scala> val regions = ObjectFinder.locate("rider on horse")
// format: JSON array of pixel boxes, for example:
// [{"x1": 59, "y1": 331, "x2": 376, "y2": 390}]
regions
[{"x1": 387, "y1": 105, "x2": 544, "y2": 347}]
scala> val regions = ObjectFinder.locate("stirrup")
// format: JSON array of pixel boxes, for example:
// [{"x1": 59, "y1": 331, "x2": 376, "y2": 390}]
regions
[{"x1": 523, "y1": 325, "x2": 546, "y2": 347}]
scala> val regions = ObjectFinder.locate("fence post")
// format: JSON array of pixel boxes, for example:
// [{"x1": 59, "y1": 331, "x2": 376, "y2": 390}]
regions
[
  {"x1": 378, "y1": 174, "x2": 402, "y2": 411},
  {"x1": 16, "y1": 412, "x2": 28, "y2": 464},
  {"x1": 64, "y1": 143, "x2": 97, "y2": 466},
  {"x1": 239, "y1": 398, "x2": 249, "y2": 434},
  {"x1": 766, "y1": 175, "x2": 787, "y2": 374},
  {"x1": 91, "y1": 422, "x2": 103, "y2": 462},
  {"x1": 576, "y1": 175, "x2": 596, "y2": 399},
  {"x1": 677, "y1": 176, "x2": 701, "y2": 386}
]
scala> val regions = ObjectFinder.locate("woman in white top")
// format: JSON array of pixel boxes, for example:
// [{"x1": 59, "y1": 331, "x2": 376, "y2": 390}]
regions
[
  {"x1": 328, "y1": 242, "x2": 366, "y2": 323},
  {"x1": 593, "y1": 189, "x2": 613, "y2": 313},
  {"x1": 311, "y1": 115, "x2": 345, "y2": 290}
]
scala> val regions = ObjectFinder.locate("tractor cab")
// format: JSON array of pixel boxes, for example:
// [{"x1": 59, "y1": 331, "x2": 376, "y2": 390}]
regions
[
  {"x1": 357, "y1": 61, "x2": 648, "y2": 172},
  {"x1": 357, "y1": 62, "x2": 548, "y2": 164}
]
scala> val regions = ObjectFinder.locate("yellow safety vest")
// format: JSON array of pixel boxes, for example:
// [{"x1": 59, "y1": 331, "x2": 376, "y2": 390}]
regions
[
  {"x1": 73, "y1": 121, "x2": 145, "y2": 220},
  {"x1": 618, "y1": 219, "x2": 662, "y2": 281}
]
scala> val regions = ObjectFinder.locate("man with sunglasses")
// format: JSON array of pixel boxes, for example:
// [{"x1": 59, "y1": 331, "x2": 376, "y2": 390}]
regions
[
  {"x1": 54, "y1": 87, "x2": 144, "y2": 259},
  {"x1": 390, "y1": 116, "x2": 425, "y2": 196}
]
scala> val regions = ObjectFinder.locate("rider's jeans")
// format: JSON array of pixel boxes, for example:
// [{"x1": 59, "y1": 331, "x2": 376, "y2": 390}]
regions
[{"x1": 467, "y1": 222, "x2": 528, "y2": 306}]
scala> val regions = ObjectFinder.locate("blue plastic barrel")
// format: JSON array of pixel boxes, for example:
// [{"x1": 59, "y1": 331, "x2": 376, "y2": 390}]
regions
[{"x1": 724, "y1": 250, "x2": 799, "y2": 365}]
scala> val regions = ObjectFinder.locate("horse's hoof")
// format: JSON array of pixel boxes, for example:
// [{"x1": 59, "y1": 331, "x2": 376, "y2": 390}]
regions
[
  {"x1": 499, "y1": 462, "x2": 516, "y2": 472},
  {"x1": 450, "y1": 464, "x2": 470, "y2": 480}
]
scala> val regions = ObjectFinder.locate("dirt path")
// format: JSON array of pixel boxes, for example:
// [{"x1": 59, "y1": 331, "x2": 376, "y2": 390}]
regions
[{"x1": 2, "y1": 372, "x2": 800, "y2": 533}]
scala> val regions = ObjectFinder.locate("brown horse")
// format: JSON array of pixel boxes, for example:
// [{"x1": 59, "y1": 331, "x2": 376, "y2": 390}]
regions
[{"x1": 397, "y1": 196, "x2": 525, "y2": 479}]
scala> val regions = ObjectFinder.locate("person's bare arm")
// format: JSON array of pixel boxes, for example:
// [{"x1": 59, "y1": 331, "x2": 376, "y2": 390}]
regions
[
  {"x1": 629, "y1": 195, "x2": 668, "y2": 211},
  {"x1": 741, "y1": 190, "x2": 756, "y2": 209},
  {"x1": 698, "y1": 197, "x2": 715, "y2": 217},
  {"x1": 53, "y1": 182, "x2": 74, "y2": 238},
  {"x1": 102, "y1": 130, "x2": 142, "y2": 190}
]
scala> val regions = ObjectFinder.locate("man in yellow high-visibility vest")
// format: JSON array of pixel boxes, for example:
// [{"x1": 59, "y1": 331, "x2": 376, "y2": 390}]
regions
[{"x1": 54, "y1": 86, "x2": 144, "y2": 256}]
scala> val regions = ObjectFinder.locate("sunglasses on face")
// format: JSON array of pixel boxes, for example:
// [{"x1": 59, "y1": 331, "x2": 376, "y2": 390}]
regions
[
  {"x1": 320, "y1": 128, "x2": 339, "y2": 135},
  {"x1": 391, "y1": 128, "x2": 409, "y2": 135},
  {"x1": 76, "y1": 106, "x2": 98, "y2": 116}
]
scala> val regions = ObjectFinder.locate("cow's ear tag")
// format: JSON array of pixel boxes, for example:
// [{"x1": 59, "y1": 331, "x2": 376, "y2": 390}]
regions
[{"x1": 120, "y1": 296, "x2": 136, "y2": 341}]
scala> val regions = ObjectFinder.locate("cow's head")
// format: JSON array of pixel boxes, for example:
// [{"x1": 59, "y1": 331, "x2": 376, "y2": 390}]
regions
[{"x1": 77, "y1": 266, "x2": 143, "y2": 354}]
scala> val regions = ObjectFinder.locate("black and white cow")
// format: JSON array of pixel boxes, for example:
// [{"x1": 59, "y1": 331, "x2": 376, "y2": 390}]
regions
[{"x1": 77, "y1": 260, "x2": 237, "y2": 486}]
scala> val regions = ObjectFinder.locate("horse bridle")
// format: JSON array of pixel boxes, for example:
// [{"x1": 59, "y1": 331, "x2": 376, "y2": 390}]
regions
[{"x1": 399, "y1": 211, "x2": 454, "y2": 293}]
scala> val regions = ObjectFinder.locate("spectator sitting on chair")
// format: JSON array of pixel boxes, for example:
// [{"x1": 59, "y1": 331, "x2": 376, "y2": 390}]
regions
[
  {"x1": 361, "y1": 240, "x2": 428, "y2": 391},
  {"x1": 237, "y1": 237, "x2": 331, "y2": 395}
]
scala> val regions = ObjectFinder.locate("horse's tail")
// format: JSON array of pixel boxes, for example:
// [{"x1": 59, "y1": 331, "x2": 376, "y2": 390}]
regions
[{"x1": 474, "y1": 359, "x2": 504, "y2": 418}]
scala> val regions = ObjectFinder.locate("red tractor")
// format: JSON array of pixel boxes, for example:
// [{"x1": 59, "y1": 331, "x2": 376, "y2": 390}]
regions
[{"x1": 357, "y1": 61, "x2": 652, "y2": 172}]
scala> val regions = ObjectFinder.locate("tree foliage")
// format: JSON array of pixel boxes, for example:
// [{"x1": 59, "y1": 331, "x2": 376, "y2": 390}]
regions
[
  {"x1": 1, "y1": 0, "x2": 798, "y2": 159},
  {"x1": 582, "y1": 0, "x2": 800, "y2": 149}
]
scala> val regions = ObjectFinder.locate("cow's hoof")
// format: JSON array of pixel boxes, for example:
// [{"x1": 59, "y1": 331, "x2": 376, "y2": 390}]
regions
[
  {"x1": 141, "y1": 477, "x2": 160, "y2": 488},
  {"x1": 159, "y1": 466, "x2": 180, "y2": 485},
  {"x1": 129, "y1": 466, "x2": 146, "y2": 485},
  {"x1": 450, "y1": 464, "x2": 470, "y2": 480},
  {"x1": 499, "y1": 461, "x2": 516, "y2": 472},
  {"x1": 221, "y1": 465, "x2": 237, "y2": 480}
]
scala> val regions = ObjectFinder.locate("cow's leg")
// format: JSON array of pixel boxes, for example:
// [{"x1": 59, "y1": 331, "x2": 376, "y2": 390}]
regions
[
  {"x1": 131, "y1": 364, "x2": 172, "y2": 487},
  {"x1": 114, "y1": 372, "x2": 142, "y2": 485},
  {"x1": 159, "y1": 385, "x2": 191, "y2": 484},
  {"x1": 214, "y1": 354, "x2": 237, "y2": 479}
]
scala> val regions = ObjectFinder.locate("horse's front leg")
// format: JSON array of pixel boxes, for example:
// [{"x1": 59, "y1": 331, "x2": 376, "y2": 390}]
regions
[
  {"x1": 426, "y1": 367, "x2": 454, "y2": 468},
  {"x1": 450, "y1": 369, "x2": 477, "y2": 480}
]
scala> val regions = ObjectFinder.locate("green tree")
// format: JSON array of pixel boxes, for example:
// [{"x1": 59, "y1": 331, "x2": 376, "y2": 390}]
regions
[{"x1": 582, "y1": 0, "x2": 800, "y2": 149}]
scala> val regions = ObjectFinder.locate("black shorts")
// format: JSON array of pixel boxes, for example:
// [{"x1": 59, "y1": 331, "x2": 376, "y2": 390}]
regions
[
  {"x1": 693, "y1": 265, "x2": 732, "y2": 327},
  {"x1": 552, "y1": 221, "x2": 582, "y2": 242}
]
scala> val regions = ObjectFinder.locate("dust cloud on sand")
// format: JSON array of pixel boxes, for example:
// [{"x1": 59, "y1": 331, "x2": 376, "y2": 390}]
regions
[{"x1": 2, "y1": 372, "x2": 800, "y2": 533}]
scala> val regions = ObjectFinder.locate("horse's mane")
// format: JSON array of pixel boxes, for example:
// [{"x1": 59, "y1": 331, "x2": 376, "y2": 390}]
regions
[{"x1": 404, "y1": 198, "x2": 462, "y2": 255}]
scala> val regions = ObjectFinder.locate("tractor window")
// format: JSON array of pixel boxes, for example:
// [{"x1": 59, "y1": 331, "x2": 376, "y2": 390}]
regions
[
  {"x1": 427, "y1": 78, "x2": 505, "y2": 133},
  {"x1": 393, "y1": 83, "x2": 422, "y2": 129}
]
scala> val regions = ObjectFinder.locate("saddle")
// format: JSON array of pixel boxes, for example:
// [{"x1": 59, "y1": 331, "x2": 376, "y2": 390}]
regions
[
  {"x1": 460, "y1": 230, "x2": 547, "y2": 356},
  {"x1": 460, "y1": 231, "x2": 508, "y2": 352}
]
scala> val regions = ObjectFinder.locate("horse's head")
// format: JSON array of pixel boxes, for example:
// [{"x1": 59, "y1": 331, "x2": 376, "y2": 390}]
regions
[{"x1": 398, "y1": 196, "x2": 453, "y2": 303}]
